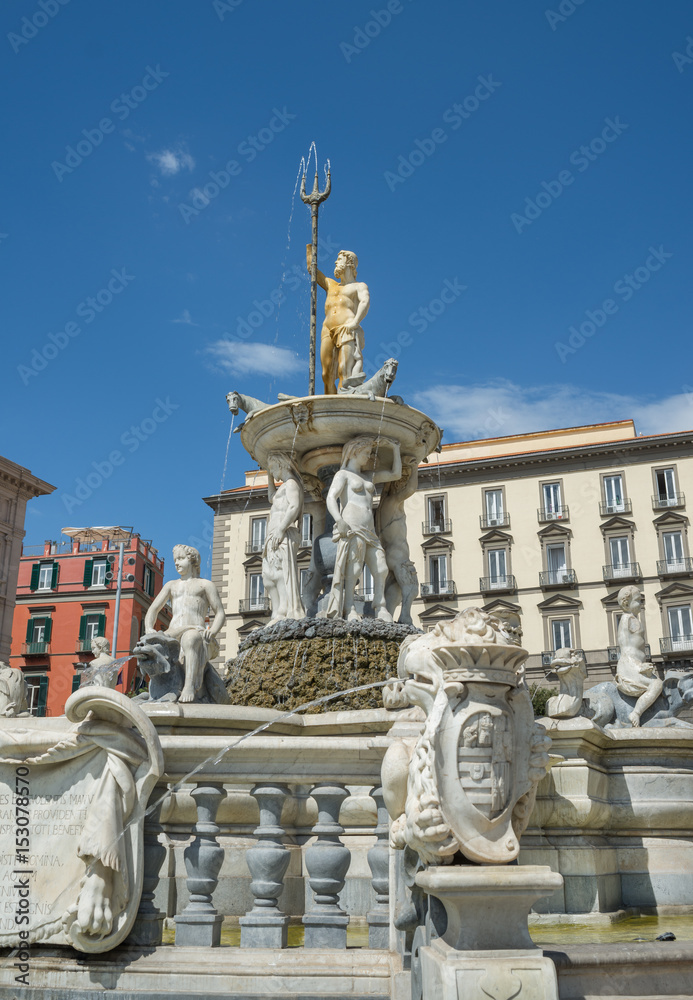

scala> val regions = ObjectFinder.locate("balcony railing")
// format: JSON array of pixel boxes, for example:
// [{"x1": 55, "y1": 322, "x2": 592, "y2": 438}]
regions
[
  {"x1": 602, "y1": 562, "x2": 641, "y2": 582},
  {"x1": 599, "y1": 499, "x2": 632, "y2": 516},
  {"x1": 245, "y1": 540, "x2": 266, "y2": 556},
  {"x1": 539, "y1": 569, "x2": 577, "y2": 588},
  {"x1": 421, "y1": 580, "x2": 456, "y2": 598},
  {"x1": 652, "y1": 492, "x2": 685, "y2": 510},
  {"x1": 76, "y1": 638, "x2": 100, "y2": 652},
  {"x1": 608, "y1": 644, "x2": 650, "y2": 662},
  {"x1": 480, "y1": 512, "x2": 510, "y2": 529},
  {"x1": 22, "y1": 641, "x2": 50, "y2": 655},
  {"x1": 479, "y1": 575, "x2": 516, "y2": 593},
  {"x1": 541, "y1": 648, "x2": 585, "y2": 667},
  {"x1": 660, "y1": 635, "x2": 693, "y2": 655},
  {"x1": 537, "y1": 506, "x2": 569, "y2": 523},
  {"x1": 657, "y1": 558, "x2": 693, "y2": 576},
  {"x1": 422, "y1": 519, "x2": 452, "y2": 536},
  {"x1": 239, "y1": 597, "x2": 271, "y2": 614}
]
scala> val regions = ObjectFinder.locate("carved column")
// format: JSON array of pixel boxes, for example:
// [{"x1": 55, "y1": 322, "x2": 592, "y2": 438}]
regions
[
  {"x1": 367, "y1": 784, "x2": 390, "y2": 949},
  {"x1": 129, "y1": 790, "x2": 168, "y2": 946},
  {"x1": 303, "y1": 783, "x2": 351, "y2": 948},
  {"x1": 240, "y1": 783, "x2": 291, "y2": 948},
  {"x1": 174, "y1": 783, "x2": 226, "y2": 947}
]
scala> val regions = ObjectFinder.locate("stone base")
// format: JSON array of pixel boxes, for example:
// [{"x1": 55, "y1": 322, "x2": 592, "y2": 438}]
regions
[
  {"x1": 421, "y1": 938, "x2": 559, "y2": 1000},
  {"x1": 239, "y1": 912, "x2": 289, "y2": 948},
  {"x1": 303, "y1": 911, "x2": 349, "y2": 948},
  {"x1": 174, "y1": 911, "x2": 223, "y2": 947}
]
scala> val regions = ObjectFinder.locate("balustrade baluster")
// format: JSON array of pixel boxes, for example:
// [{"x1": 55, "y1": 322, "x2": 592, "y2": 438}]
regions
[
  {"x1": 174, "y1": 782, "x2": 226, "y2": 947},
  {"x1": 240, "y1": 783, "x2": 291, "y2": 948},
  {"x1": 129, "y1": 790, "x2": 168, "y2": 946},
  {"x1": 367, "y1": 784, "x2": 390, "y2": 948},
  {"x1": 302, "y1": 783, "x2": 351, "y2": 948}
]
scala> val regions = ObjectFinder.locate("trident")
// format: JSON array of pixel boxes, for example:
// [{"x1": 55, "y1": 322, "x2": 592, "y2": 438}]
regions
[{"x1": 301, "y1": 161, "x2": 331, "y2": 395}]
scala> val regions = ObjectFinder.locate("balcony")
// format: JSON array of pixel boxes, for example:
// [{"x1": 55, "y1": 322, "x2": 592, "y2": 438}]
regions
[
  {"x1": 422, "y1": 519, "x2": 452, "y2": 536},
  {"x1": 608, "y1": 644, "x2": 650, "y2": 662},
  {"x1": 421, "y1": 580, "x2": 456, "y2": 598},
  {"x1": 652, "y1": 492, "x2": 685, "y2": 510},
  {"x1": 76, "y1": 638, "x2": 99, "y2": 652},
  {"x1": 541, "y1": 648, "x2": 585, "y2": 667},
  {"x1": 602, "y1": 562, "x2": 641, "y2": 582},
  {"x1": 539, "y1": 569, "x2": 577, "y2": 588},
  {"x1": 239, "y1": 597, "x2": 271, "y2": 614},
  {"x1": 22, "y1": 641, "x2": 50, "y2": 655},
  {"x1": 537, "y1": 506, "x2": 569, "y2": 523},
  {"x1": 657, "y1": 558, "x2": 693, "y2": 577},
  {"x1": 660, "y1": 635, "x2": 693, "y2": 656},
  {"x1": 245, "y1": 540, "x2": 266, "y2": 556},
  {"x1": 480, "y1": 513, "x2": 510, "y2": 529},
  {"x1": 599, "y1": 498, "x2": 632, "y2": 516},
  {"x1": 479, "y1": 575, "x2": 516, "y2": 594}
]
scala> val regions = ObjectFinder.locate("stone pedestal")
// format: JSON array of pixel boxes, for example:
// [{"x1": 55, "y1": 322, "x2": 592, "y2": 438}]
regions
[{"x1": 416, "y1": 866, "x2": 563, "y2": 1000}]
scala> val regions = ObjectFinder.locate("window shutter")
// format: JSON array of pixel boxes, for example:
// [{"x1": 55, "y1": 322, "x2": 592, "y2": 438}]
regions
[
  {"x1": 83, "y1": 559, "x2": 93, "y2": 588},
  {"x1": 78, "y1": 615, "x2": 87, "y2": 641},
  {"x1": 30, "y1": 563, "x2": 40, "y2": 591},
  {"x1": 44, "y1": 618, "x2": 52, "y2": 643},
  {"x1": 51, "y1": 561, "x2": 59, "y2": 589},
  {"x1": 37, "y1": 676, "x2": 48, "y2": 717},
  {"x1": 97, "y1": 613, "x2": 107, "y2": 637},
  {"x1": 71, "y1": 672, "x2": 81, "y2": 693},
  {"x1": 149, "y1": 569, "x2": 155, "y2": 597},
  {"x1": 25, "y1": 617, "x2": 34, "y2": 642}
]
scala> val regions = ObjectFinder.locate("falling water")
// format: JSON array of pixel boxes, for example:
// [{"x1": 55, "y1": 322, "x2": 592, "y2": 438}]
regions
[{"x1": 218, "y1": 413, "x2": 236, "y2": 495}]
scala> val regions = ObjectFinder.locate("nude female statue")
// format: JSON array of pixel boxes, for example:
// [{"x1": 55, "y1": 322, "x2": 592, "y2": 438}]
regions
[
  {"x1": 325, "y1": 435, "x2": 401, "y2": 621},
  {"x1": 616, "y1": 585, "x2": 663, "y2": 726},
  {"x1": 376, "y1": 455, "x2": 419, "y2": 625},
  {"x1": 263, "y1": 451, "x2": 305, "y2": 624}
]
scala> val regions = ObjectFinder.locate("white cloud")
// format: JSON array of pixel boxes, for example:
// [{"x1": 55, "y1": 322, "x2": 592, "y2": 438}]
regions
[
  {"x1": 173, "y1": 309, "x2": 197, "y2": 326},
  {"x1": 206, "y1": 340, "x2": 304, "y2": 378},
  {"x1": 412, "y1": 379, "x2": 693, "y2": 442},
  {"x1": 147, "y1": 146, "x2": 195, "y2": 176}
]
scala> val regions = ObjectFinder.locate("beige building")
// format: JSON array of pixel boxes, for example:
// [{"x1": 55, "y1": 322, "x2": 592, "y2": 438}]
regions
[
  {"x1": 205, "y1": 419, "x2": 693, "y2": 686},
  {"x1": 0, "y1": 454, "x2": 55, "y2": 662}
]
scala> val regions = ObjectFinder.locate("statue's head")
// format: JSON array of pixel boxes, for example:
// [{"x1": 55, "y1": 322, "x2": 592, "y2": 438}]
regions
[
  {"x1": 334, "y1": 250, "x2": 358, "y2": 279},
  {"x1": 618, "y1": 584, "x2": 642, "y2": 614},
  {"x1": 173, "y1": 544, "x2": 201, "y2": 578},
  {"x1": 226, "y1": 390, "x2": 241, "y2": 415},
  {"x1": 90, "y1": 636, "x2": 111, "y2": 656},
  {"x1": 341, "y1": 434, "x2": 375, "y2": 468},
  {"x1": 267, "y1": 450, "x2": 301, "y2": 484}
]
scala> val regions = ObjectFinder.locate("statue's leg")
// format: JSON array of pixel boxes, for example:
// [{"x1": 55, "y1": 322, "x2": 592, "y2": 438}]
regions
[
  {"x1": 179, "y1": 631, "x2": 206, "y2": 703},
  {"x1": 321, "y1": 327, "x2": 336, "y2": 394},
  {"x1": 384, "y1": 570, "x2": 401, "y2": 618},
  {"x1": 367, "y1": 547, "x2": 393, "y2": 623},
  {"x1": 338, "y1": 340, "x2": 355, "y2": 388},
  {"x1": 397, "y1": 562, "x2": 418, "y2": 625},
  {"x1": 630, "y1": 676, "x2": 664, "y2": 726}
]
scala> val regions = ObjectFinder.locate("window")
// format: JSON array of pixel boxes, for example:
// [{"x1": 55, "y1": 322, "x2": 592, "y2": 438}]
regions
[
  {"x1": 488, "y1": 548, "x2": 507, "y2": 588},
  {"x1": 551, "y1": 618, "x2": 572, "y2": 650},
  {"x1": 656, "y1": 468, "x2": 677, "y2": 504},
  {"x1": 25, "y1": 675, "x2": 48, "y2": 717},
  {"x1": 249, "y1": 573, "x2": 265, "y2": 608},
  {"x1": 663, "y1": 531, "x2": 685, "y2": 570},
  {"x1": 91, "y1": 560, "x2": 108, "y2": 587},
  {"x1": 32, "y1": 621, "x2": 45, "y2": 643},
  {"x1": 429, "y1": 554, "x2": 448, "y2": 592},
  {"x1": 25, "y1": 616, "x2": 52, "y2": 651},
  {"x1": 543, "y1": 482, "x2": 561, "y2": 514},
  {"x1": 603, "y1": 474, "x2": 625, "y2": 513},
  {"x1": 668, "y1": 605, "x2": 693, "y2": 650},
  {"x1": 37, "y1": 563, "x2": 55, "y2": 591},
  {"x1": 250, "y1": 518, "x2": 267, "y2": 552},
  {"x1": 427, "y1": 497, "x2": 446, "y2": 530},
  {"x1": 485, "y1": 490, "x2": 504, "y2": 526},
  {"x1": 143, "y1": 564, "x2": 154, "y2": 596},
  {"x1": 609, "y1": 536, "x2": 631, "y2": 576},
  {"x1": 546, "y1": 543, "x2": 567, "y2": 585},
  {"x1": 79, "y1": 612, "x2": 106, "y2": 648},
  {"x1": 301, "y1": 514, "x2": 313, "y2": 546}
]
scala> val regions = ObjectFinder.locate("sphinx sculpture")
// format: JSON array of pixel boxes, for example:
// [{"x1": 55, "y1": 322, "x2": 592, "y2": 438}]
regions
[
  {"x1": 545, "y1": 648, "x2": 587, "y2": 719},
  {"x1": 382, "y1": 608, "x2": 552, "y2": 865}
]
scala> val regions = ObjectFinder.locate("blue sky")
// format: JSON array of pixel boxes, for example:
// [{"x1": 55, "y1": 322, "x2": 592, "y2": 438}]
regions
[{"x1": 2, "y1": 0, "x2": 692, "y2": 574}]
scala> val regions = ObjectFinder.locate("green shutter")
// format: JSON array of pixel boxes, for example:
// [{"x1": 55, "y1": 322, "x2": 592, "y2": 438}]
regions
[
  {"x1": 97, "y1": 613, "x2": 107, "y2": 637},
  {"x1": 149, "y1": 569, "x2": 155, "y2": 597},
  {"x1": 78, "y1": 615, "x2": 87, "y2": 641},
  {"x1": 30, "y1": 563, "x2": 40, "y2": 591},
  {"x1": 25, "y1": 617, "x2": 34, "y2": 642},
  {"x1": 83, "y1": 559, "x2": 93, "y2": 588},
  {"x1": 71, "y1": 672, "x2": 81, "y2": 693},
  {"x1": 36, "y1": 676, "x2": 48, "y2": 717},
  {"x1": 44, "y1": 618, "x2": 52, "y2": 643},
  {"x1": 51, "y1": 561, "x2": 59, "y2": 589}
]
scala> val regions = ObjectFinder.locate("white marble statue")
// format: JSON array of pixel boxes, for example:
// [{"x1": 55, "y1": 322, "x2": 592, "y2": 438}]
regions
[
  {"x1": 376, "y1": 455, "x2": 419, "y2": 625},
  {"x1": 545, "y1": 648, "x2": 587, "y2": 719},
  {"x1": 263, "y1": 451, "x2": 305, "y2": 624},
  {"x1": 144, "y1": 544, "x2": 226, "y2": 703},
  {"x1": 306, "y1": 245, "x2": 370, "y2": 394},
  {"x1": 382, "y1": 608, "x2": 551, "y2": 865},
  {"x1": 81, "y1": 637, "x2": 118, "y2": 689},
  {"x1": 0, "y1": 661, "x2": 29, "y2": 717},
  {"x1": 615, "y1": 585, "x2": 663, "y2": 726},
  {"x1": 325, "y1": 435, "x2": 401, "y2": 622}
]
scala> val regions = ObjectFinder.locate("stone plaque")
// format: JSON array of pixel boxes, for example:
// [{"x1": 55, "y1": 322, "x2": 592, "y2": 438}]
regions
[{"x1": 0, "y1": 688, "x2": 163, "y2": 953}]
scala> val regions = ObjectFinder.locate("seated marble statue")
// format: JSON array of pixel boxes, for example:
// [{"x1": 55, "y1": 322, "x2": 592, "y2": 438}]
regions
[
  {"x1": 144, "y1": 544, "x2": 226, "y2": 703},
  {"x1": 616, "y1": 585, "x2": 663, "y2": 726},
  {"x1": 81, "y1": 636, "x2": 118, "y2": 688},
  {"x1": 325, "y1": 435, "x2": 401, "y2": 622},
  {"x1": 263, "y1": 451, "x2": 305, "y2": 624},
  {"x1": 0, "y1": 661, "x2": 29, "y2": 717}
]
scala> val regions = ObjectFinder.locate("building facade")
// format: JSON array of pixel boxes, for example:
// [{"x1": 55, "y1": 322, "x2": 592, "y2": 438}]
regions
[
  {"x1": 0, "y1": 454, "x2": 55, "y2": 663},
  {"x1": 10, "y1": 533, "x2": 170, "y2": 716},
  {"x1": 205, "y1": 419, "x2": 693, "y2": 689}
]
